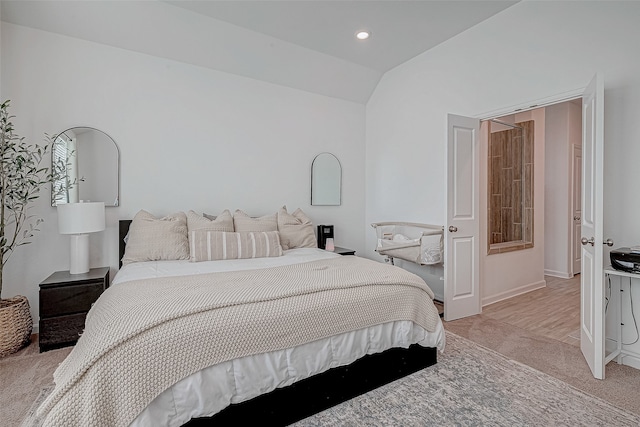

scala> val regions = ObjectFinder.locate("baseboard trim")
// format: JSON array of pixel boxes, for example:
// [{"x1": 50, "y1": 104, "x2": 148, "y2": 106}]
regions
[
  {"x1": 543, "y1": 269, "x2": 573, "y2": 279},
  {"x1": 620, "y1": 351, "x2": 640, "y2": 370},
  {"x1": 482, "y1": 280, "x2": 547, "y2": 307}
]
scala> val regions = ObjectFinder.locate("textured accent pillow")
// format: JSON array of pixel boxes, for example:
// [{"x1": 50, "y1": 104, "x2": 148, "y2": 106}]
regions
[
  {"x1": 121, "y1": 210, "x2": 189, "y2": 265},
  {"x1": 190, "y1": 230, "x2": 283, "y2": 262},
  {"x1": 233, "y1": 210, "x2": 278, "y2": 232},
  {"x1": 187, "y1": 210, "x2": 234, "y2": 233},
  {"x1": 277, "y1": 206, "x2": 317, "y2": 250}
]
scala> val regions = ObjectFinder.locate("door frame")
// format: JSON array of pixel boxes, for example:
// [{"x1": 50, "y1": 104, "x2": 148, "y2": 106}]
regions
[
  {"x1": 445, "y1": 114, "x2": 481, "y2": 321},
  {"x1": 447, "y1": 80, "x2": 606, "y2": 378},
  {"x1": 579, "y1": 74, "x2": 605, "y2": 379},
  {"x1": 571, "y1": 144, "x2": 583, "y2": 276}
]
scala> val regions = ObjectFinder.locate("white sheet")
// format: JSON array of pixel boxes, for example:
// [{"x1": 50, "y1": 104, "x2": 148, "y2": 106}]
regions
[
  {"x1": 114, "y1": 248, "x2": 445, "y2": 427},
  {"x1": 114, "y1": 248, "x2": 342, "y2": 285}
]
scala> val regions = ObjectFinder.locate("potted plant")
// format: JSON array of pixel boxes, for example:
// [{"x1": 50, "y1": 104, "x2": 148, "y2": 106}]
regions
[{"x1": 0, "y1": 100, "x2": 66, "y2": 357}]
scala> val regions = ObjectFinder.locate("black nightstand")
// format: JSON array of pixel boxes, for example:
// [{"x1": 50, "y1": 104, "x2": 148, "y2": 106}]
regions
[
  {"x1": 334, "y1": 246, "x2": 356, "y2": 256},
  {"x1": 39, "y1": 267, "x2": 110, "y2": 352}
]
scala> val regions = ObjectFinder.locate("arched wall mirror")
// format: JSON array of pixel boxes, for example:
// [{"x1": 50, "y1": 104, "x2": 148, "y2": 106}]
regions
[
  {"x1": 51, "y1": 127, "x2": 120, "y2": 207},
  {"x1": 311, "y1": 152, "x2": 341, "y2": 206}
]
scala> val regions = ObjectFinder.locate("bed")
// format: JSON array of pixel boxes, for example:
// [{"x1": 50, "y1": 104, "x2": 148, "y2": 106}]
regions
[{"x1": 37, "y1": 214, "x2": 445, "y2": 427}]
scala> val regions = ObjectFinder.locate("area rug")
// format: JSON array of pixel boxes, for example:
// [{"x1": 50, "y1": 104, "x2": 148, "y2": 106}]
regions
[
  {"x1": 18, "y1": 332, "x2": 640, "y2": 426},
  {"x1": 19, "y1": 385, "x2": 53, "y2": 427},
  {"x1": 293, "y1": 332, "x2": 640, "y2": 426}
]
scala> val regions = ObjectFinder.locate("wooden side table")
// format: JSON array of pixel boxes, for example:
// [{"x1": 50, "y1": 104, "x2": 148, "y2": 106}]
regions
[{"x1": 39, "y1": 267, "x2": 110, "y2": 352}]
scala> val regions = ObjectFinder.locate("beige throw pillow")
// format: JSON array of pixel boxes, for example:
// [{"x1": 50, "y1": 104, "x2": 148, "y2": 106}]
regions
[
  {"x1": 190, "y1": 230, "x2": 283, "y2": 262},
  {"x1": 122, "y1": 210, "x2": 189, "y2": 265},
  {"x1": 277, "y1": 206, "x2": 317, "y2": 250},
  {"x1": 187, "y1": 210, "x2": 234, "y2": 233},
  {"x1": 233, "y1": 210, "x2": 278, "y2": 232}
]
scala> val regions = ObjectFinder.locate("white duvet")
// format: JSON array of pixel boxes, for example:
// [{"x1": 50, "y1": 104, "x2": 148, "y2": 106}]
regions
[{"x1": 113, "y1": 248, "x2": 445, "y2": 427}]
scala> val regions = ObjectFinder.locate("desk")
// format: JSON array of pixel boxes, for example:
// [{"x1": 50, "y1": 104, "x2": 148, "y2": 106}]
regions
[{"x1": 604, "y1": 266, "x2": 640, "y2": 367}]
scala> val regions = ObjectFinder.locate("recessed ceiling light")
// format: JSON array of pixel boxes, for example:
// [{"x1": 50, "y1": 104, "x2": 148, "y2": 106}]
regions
[{"x1": 356, "y1": 31, "x2": 370, "y2": 40}]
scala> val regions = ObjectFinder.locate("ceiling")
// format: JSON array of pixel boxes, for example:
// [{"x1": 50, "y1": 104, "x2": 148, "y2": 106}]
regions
[
  {"x1": 166, "y1": 1, "x2": 519, "y2": 73},
  {"x1": 1, "y1": 0, "x2": 519, "y2": 103}
]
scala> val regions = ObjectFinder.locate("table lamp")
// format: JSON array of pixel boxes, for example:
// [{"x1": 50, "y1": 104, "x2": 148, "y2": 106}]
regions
[{"x1": 57, "y1": 202, "x2": 105, "y2": 274}]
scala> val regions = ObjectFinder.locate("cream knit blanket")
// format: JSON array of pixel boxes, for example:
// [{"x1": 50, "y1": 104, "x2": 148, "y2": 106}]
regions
[{"x1": 38, "y1": 256, "x2": 439, "y2": 426}]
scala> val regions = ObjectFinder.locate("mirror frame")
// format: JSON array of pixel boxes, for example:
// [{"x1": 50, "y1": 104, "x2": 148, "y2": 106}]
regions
[
  {"x1": 51, "y1": 127, "x2": 120, "y2": 207},
  {"x1": 311, "y1": 152, "x2": 342, "y2": 206}
]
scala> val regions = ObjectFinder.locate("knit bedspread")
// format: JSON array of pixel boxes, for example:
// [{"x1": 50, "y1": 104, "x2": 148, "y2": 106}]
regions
[{"x1": 37, "y1": 256, "x2": 439, "y2": 426}]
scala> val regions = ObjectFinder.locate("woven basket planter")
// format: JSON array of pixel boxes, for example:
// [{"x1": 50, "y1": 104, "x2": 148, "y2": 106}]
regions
[{"x1": 0, "y1": 295, "x2": 33, "y2": 358}]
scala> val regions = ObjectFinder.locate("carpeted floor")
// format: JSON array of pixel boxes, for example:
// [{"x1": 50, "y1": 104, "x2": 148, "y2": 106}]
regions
[
  {"x1": 8, "y1": 330, "x2": 640, "y2": 427},
  {"x1": 294, "y1": 332, "x2": 640, "y2": 426},
  {"x1": 0, "y1": 336, "x2": 72, "y2": 427},
  {"x1": 445, "y1": 314, "x2": 640, "y2": 416}
]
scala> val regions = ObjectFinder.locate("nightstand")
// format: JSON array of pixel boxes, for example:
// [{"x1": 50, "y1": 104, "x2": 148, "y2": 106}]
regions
[
  {"x1": 39, "y1": 267, "x2": 110, "y2": 352},
  {"x1": 334, "y1": 246, "x2": 356, "y2": 256}
]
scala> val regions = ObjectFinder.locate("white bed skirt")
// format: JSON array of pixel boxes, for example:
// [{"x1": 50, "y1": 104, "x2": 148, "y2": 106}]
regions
[{"x1": 131, "y1": 320, "x2": 444, "y2": 427}]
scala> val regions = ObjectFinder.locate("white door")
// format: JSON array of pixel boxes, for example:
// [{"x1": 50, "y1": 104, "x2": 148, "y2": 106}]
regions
[
  {"x1": 445, "y1": 114, "x2": 481, "y2": 321},
  {"x1": 572, "y1": 145, "x2": 582, "y2": 275},
  {"x1": 580, "y1": 74, "x2": 605, "y2": 379}
]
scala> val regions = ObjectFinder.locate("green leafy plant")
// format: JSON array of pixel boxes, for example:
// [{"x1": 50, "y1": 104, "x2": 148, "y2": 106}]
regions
[{"x1": 0, "y1": 100, "x2": 68, "y2": 299}]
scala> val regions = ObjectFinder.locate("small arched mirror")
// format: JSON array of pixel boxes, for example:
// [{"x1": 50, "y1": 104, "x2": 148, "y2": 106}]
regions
[
  {"x1": 51, "y1": 127, "x2": 120, "y2": 207},
  {"x1": 311, "y1": 152, "x2": 341, "y2": 206}
]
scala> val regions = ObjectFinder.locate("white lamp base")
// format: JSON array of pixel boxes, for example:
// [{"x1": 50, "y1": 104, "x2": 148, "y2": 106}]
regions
[{"x1": 69, "y1": 233, "x2": 90, "y2": 274}]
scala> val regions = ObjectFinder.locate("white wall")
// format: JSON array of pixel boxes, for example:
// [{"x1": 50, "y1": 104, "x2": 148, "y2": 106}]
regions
[
  {"x1": 0, "y1": 23, "x2": 366, "y2": 325},
  {"x1": 543, "y1": 100, "x2": 582, "y2": 279},
  {"x1": 544, "y1": 102, "x2": 573, "y2": 278},
  {"x1": 0, "y1": 5, "x2": 2, "y2": 99},
  {"x1": 366, "y1": 2, "x2": 640, "y2": 308},
  {"x1": 481, "y1": 108, "x2": 546, "y2": 304},
  {"x1": 568, "y1": 101, "x2": 582, "y2": 274}
]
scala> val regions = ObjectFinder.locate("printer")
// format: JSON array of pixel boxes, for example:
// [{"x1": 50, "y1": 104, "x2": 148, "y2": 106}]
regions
[{"x1": 610, "y1": 247, "x2": 640, "y2": 273}]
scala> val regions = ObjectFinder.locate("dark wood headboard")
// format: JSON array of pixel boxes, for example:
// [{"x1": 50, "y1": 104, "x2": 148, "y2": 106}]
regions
[{"x1": 119, "y1": 220, "x2": 132, "y2": 268}]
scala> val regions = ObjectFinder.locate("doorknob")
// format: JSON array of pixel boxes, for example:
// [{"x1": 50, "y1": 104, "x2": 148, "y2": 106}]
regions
[
  {"x1": 604, "y1": 238, "x2": 614, "y2": 247},
  {"x1": 448, "y1": 226, "x2": 458, "y2": 232},
  {"x1": 581, "y1": 237, "x2": 595, "y2": 246}
]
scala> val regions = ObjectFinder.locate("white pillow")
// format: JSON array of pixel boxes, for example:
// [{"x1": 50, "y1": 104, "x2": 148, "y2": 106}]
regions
[
  {"x1": 190, "y1": 230, "x2": 283, "y2": 262},
  {"x1": 277, "y1": 206, "x2": 317, "y2": 250},
  {"x1": 187, "y1": 210, "x2": 234, "y2": 233},
  {"x1": 121, "y1": 210, "x2": 189, "y2": 265},
  {"x1": 233, "y1": 209, "x2": 278, "y2": 233}
]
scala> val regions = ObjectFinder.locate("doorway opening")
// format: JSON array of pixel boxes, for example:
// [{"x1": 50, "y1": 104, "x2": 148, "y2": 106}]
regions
[
  {"x1": 480, "y1": 97, "x2": 583, "y2": 347},
  {"x1": 447, "y1": 75, "x2": 605, "y2": 378}
]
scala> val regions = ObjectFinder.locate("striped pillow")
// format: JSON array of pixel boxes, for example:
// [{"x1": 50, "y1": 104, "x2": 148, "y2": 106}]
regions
[{"x1": 190, "y1": 230, "x2": 283, "y2": 262}]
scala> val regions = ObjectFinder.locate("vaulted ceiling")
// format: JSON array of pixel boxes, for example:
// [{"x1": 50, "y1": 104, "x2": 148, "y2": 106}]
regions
[{"x1": 1, "y1": 1, "x2": 518, "y2": 103}]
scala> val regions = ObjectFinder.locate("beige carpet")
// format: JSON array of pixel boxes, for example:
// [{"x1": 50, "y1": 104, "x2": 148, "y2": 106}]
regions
[
  {"x1": 445, "y1": 314, "x2": 640, "y2": 416},
  {"x1": 0, "y1": 336, "x2": 72, "y2": 427},
  {"x1": 5, "y1": 324, "x2": 640, "y2": 425},
  {"x1": 296, "y1": 332, "x2": 640, "y2": 426}
]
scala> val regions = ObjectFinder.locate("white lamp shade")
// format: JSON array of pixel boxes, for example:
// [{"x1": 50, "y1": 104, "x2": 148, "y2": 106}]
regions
[{"x1": 57, "y1": 202, "x2": 106, "y2": 234}]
